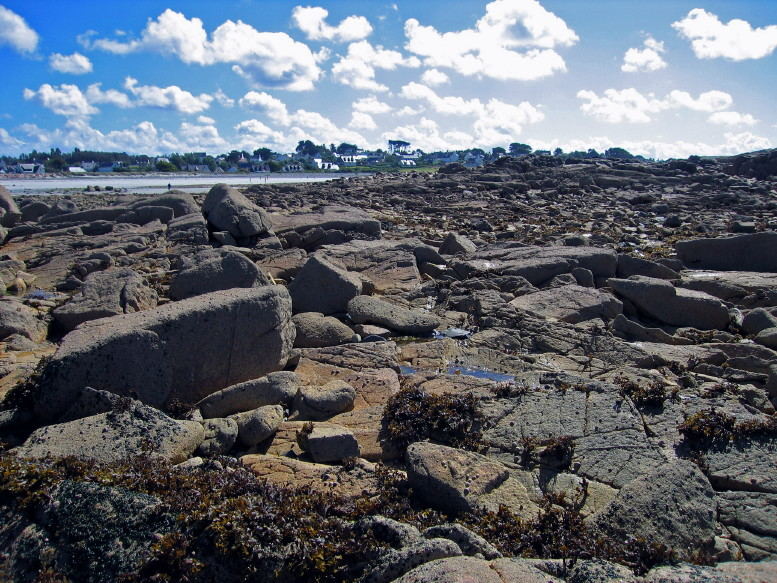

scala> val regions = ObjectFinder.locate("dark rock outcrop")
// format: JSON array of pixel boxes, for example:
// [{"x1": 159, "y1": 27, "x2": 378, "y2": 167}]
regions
[{"x1": 36, "y1": 286, "x2": 295, "y2": 419}]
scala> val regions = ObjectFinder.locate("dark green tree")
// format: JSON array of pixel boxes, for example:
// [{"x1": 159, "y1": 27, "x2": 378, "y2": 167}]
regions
[
  {"x1": 253, "y1": 148, "x2": 274, "y2": 161},
  {"x1": 604, "y1": 147, "x2": 634, "y2": 160},
  {"x1": 336, "y1": 143, "x2": 358, "y2": 154},
  {"x1": 295, "y1": 140, "x2": 318, "y2": 157},
  {"x1": 155, "y1": 160, "x2": 177, "y2": 172},
  {"x1": 509, "y1": 143, "x2": 532, "y2": 156}
]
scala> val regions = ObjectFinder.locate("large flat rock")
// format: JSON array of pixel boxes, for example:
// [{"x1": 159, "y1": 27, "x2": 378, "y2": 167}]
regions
[
  {"x1": 241, "y1": 453, "x2": 378, "y2": 498},
  {"x1": 36, "y1": 286, "x2": 294, "y2": 420},
  {"x1": 481, "y1": 373, "x2": 665, "y2": 488},
  {"x1": 405, "y1": 442, "x2": 540, "y2": 518},
  {"x1": 588, "y1": 460, "x2": 717, "y2": 561},
  {"x1": 510, "y1": 284, "x2": 623, "y2": 323},
  {"x1": 677, "y1": 231, "x2": 777, "y2": 272},
  {"x1": 320, "y1": 239, "x2": 441, "y2": 293},
  {"x1": 294, "y1": 342, "x2": 401, "y2": 410},
  {"x1": 451, "y1": 244, "x2": 617, "y2": 286},
  {"x1": 14, "y1": 402, "x2": 204, "y2": 463},
  {"x1": 718, "y1": 491, "x2": 777, "y2": 560},
  {"x1": 608, "y1": 275, "x2": 730, "y2": 330},
  {"x1": 271, "y1": 205, "x2": 380, "y2": 237}
]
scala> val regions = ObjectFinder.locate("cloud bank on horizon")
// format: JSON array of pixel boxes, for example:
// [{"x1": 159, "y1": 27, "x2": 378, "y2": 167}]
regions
[{"x1": 0, "y1": 0, "x2": 775, "y2": 159}]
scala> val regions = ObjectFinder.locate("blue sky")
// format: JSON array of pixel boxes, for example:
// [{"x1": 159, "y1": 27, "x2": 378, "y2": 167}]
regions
[{"x1": 0, "y1": 0, "x2": 775, "y2": 158}]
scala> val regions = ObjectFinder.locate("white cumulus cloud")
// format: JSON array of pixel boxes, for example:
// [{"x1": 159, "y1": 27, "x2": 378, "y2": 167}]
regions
[
  {"x1": 24, "y1": 79, "x2": 225, "y2": 115},
  {"x1": 23, "y1": 84, "x2": 97, "y2": 117},
  {"x1": 213, "y1": 89, "x2": 235, "y2": 108},
  {"x1": 530, "y1": 132, "x2": 772, "y2": 160},
  {"x1": 0, "y1": 5, "x2": 38, "y2": 54},
  {"x1": 396, "y1": 105, "x2": 424, "y2": 117},
  {"x1": 85, "y1": 9, "x2": 321, "y2": 91},
  {"x1": 667, "y1": 89, "x2": 732, "y2": 112},
  {"x1": 382, "y1": 117, "x2": 473, "y2": 152},
  {"x1": 353, "y1": 95, "x2": 392, "y2": 114},
  {"x1": 577, "y1": 88, "x2": 734, "y2": 123},
  {"x1": 292, "y1": 6, "x2": 372, "y2": 42},
  {"x1": 17, "y1": 118, "x2": 188, "y2": 155},
  {"x1": 420, "y1": 68, "x2": 450, "y2": 86},
  {"x1": 0, "y1": 127, "x2": 24, "y2": 150},
  {"x1": 404, "y1": 0, "x2": 577, "y2": 81},
  {"x1": 708, "y1": 111, "x2": 758, "y2": 127},
  {"x1": 292, "y1": 109, "x2": 366, "y2": 146},
  {"x1": 399, "y1": 82, "x2": 543, "y2": 144},
  {"x1": 237, "y1": 95, "x2": 368, "y2": 151},
  {"x1": 400, "y1": 82, "x2": 481, "y2": 115},
  {"x1": 178, "y1": 121, "x2": 227, "y2": 149},
  {"x1": 400, "y1": 82, "x2": 542, "y2": 121},
  {"x1": 332, "y1": 40, "x2": 420, "y2": 92},
  {"x1": 474, "y1": 99, "x2": 545, "y2": 145},
  {"x1": 239, "y1": 91, "x2": 291, "y2": 125},
  {"x1": 673, "y1": 9, "x2": 777, "y2": 61},
  {"x1": 234, "y1": 119, "x2": 287, "y2": 149},
  {"x1": 85, "y1": 83, "x2": 132, "y2": 108},
  {"x1": 622, "y1": 37, "x2": 667, "y2": 72},
  {"x1": 533, "y1": 132, "x2": 773, "y2": 160},
  {"x1": 49, "y1": 52, "x2": 93, "y2": 74},
  {"x1": 349, "y1": 111, "x2": 377, "y2": 130},
  {"x1": 123, "y1": 77, "x2": 213, "y2": 114}
]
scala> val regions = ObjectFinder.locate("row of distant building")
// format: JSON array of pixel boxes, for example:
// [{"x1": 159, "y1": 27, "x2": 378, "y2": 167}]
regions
[
  {"x1": 0, "y1": 139, "x2": 488, "y2": 176},
  {"x1": 0, "y1": 160, "x2": 46, "y2": 175}
]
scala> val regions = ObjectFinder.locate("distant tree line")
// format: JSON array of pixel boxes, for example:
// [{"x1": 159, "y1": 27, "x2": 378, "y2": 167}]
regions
[{"x1": 0, "y1": 141, "x2": 648, "y2": 174}]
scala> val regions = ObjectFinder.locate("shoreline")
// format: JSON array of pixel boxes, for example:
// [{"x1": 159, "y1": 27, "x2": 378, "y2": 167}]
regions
[{"x1": 0, "y1": 171, "x2": 370, "y2": 196}]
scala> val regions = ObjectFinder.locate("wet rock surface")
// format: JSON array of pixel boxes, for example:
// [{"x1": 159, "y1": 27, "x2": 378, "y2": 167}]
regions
[{"x1": 0, "y1": 154, "x2": 776, "y2": 581}]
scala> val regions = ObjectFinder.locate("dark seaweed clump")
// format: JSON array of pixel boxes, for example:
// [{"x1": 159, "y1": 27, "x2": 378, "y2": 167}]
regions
[
  {"x1": 614, "y1": 375, "x2": 676, "y2": 409},
  {"x1": 678, "y1": 408, "x2": 777, "y2": 448},
  {"x1": 381, "y1": 387, "x2": 484, "y2": 452},
  {"x1": 517, "y1": 435, "x2": 575, "y2": 471},
  {"x1": 0, "y1": 454, "x2": 384, "y2": 583},
  {"x1": 0, "y1": 454, "x2": 677, "y2": 582}
]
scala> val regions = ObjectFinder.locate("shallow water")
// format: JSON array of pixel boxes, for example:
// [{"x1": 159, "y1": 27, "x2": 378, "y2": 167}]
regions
[
  {"x1": 445, "y1": 366, "x2": 515, "y2": 382},
  {"x1": 399, "y1": 364, "x2": 515, "y2": 382},
  {"x1": 0, "y1": 172, "x2": 356, "y2": 196}
]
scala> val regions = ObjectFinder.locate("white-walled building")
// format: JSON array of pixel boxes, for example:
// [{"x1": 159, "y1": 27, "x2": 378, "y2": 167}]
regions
[{"x1": 313, "y1": 158, "x2": 340, "y2": 171}]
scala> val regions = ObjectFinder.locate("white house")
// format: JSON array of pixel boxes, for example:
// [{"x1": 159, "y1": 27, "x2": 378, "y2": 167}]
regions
[
  {"x1": 339, "y1": 153, "x2": 368, "y2": 165},
  {"x1": 399, "y1": 159, "x2": 416, "y2": 167},
  {"x1": 388, "y1": 140, "x2": 411, "y2": 155},
  {"x1": 313, "y1": 158, "x2": 340, "y2": 171}
]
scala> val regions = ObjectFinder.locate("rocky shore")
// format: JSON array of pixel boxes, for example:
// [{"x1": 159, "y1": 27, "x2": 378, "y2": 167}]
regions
[{"x1": 0, "y1": 150, "x2": 776, "y2": 582}]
